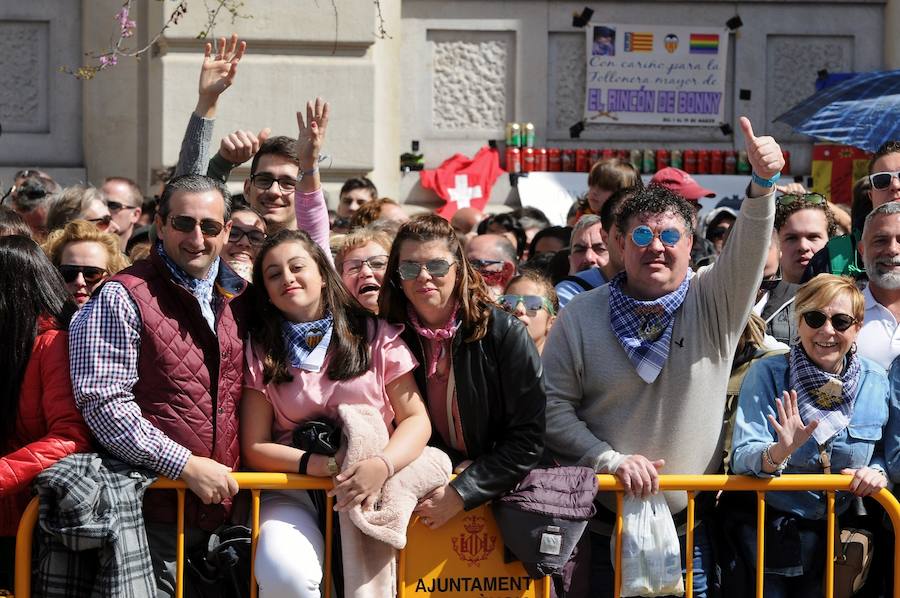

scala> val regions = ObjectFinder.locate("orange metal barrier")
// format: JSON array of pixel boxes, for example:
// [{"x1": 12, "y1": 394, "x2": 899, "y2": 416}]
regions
[{"x1": 13, "y1": 474, "x2": 900, "y2": 597}]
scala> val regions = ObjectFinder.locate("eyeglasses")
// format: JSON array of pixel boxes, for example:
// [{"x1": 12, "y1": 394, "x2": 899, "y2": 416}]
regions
[
  {"x1": 397, "y1": 258, "x2": 455, "y2": 280},
  {"x1": 759, "y1": 271, "x2": 782, "y2": 292},
  {"x1": 776, "y1": 192, "x2": 826, "y2": 206},
  {"x1": 342, "y1": 255, "x2": 389, "y2": 276},
  {"x1": 498, "y1": 294, "x2": 556, "y2": 316},
  {"x1": 250, "y1": 174, "x2": 297, "y2": 193},
  {"x1": 801, "y1": 309, "x2": 857, "y2": 332},
  {"x1": 107, "y1": 201, "x2": 139, "y2": 213},
  {"x1": 469, "y1": 258, "x2": 505, "y2": 272},
  {"x1": 630, "y1": 225, "x2": 682, "y2": 248},
  {"x1": 86, "y1": 215, "x2": 114, "y2": 230},
  {"x1": 169, "y1": 215, "x2": 225, "y2": 237},
  {"x1": 58, "y1": 264, "x2": 108, "y2": 284},
  {"x1": 870, "y1": 171, "x2": 900, "y2": 191},
  {"x1": 228, "y1": 226, "x2": 266, "y2": 246}
]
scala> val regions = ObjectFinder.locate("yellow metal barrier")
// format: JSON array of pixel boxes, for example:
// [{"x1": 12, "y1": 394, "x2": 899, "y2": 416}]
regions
[{"x1": 13, "y1": 474, "x2": 900, "y2": 597}]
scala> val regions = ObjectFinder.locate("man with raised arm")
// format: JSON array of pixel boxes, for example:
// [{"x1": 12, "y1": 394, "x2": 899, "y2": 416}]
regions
[{"x1": 542, "y1": 117, "x2": 784, "y2": 597}]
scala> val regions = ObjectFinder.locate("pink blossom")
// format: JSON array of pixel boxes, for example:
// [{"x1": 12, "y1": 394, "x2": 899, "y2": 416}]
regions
[
  {"x1": 99, "y1": 54, "x2": 118, "y2": 68},
  {"x1": 114, "y1": 6, "x2": 136, "y2": 37}
]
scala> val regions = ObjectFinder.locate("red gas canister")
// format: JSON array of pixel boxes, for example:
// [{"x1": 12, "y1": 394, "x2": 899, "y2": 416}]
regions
[
  {"x1": 548, "y1": 148, "x2": 562, "y2": 172},
  {"x1": 506, "y1": 147, "x2": 521, "y2": 173},
  {"x1": 697, "y1": 150, "x2": 710, "y2": 174},
  {"x1": 576, "y1": 149, "x2": 590, "y2": 172},
  {"x1": 710, "y1": 150, "x2": 724, "y2": 174},
  {"x1": 683, "y1": 149, "x2": 697, "y2": 174}
]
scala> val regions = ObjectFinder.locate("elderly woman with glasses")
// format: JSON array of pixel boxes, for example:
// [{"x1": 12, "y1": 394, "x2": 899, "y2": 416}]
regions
[
  {"x1": 42, "y1": 219, "x2": 130, "y2": 307},
  {"x1": 500, "y1": 270, "x2": 558, "y2": 354},
  {"x1": 730, "y1": 274, "x2": 889, "y2": 597},
  {"x1": 379, "y1": 214, "x2": 545, "y2": 529},
  {"x1": 335, "y1": 228, "x2": 393, "y2": 313}
]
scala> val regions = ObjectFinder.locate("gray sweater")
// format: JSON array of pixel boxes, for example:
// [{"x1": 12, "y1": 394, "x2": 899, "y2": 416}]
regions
[{"x1": 542, "y1": 192, "x2": 775, "y2": 513}]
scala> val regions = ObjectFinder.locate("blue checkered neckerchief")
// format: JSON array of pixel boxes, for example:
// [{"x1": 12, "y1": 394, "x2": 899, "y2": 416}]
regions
[
  {"x1": 282, "y1": 312, "x2": 334, "y2": 372},
  {"x1": 789, "y1": 343, "x2": 861, "y2": 445},
  {"x1": 608, "y1": 269, "x2": 692, "y2": 384},
  {"x1": 157, "y1": 242, "x2": 219, "y2": 332}
]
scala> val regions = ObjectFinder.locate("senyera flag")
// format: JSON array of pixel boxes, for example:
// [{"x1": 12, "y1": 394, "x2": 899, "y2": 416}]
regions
[{"x1": 420, "y1": 147, "x2": 505, "y2": 220}]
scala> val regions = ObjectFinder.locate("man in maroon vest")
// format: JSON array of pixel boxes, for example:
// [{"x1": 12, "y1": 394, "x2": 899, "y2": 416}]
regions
[{"x1": 70, "y1": 174, "x2": 247, "y2": 595}]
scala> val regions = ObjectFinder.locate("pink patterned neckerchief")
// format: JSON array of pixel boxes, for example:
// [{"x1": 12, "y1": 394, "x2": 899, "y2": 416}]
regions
[{"x1": 407, "y1": 302, "x2": 460, "y2": 376}]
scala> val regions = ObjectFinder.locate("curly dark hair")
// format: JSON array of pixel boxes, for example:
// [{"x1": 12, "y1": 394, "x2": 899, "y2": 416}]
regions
[
  {"x1": 774, "y1": 195, "x2": 837, "y2": 236},
  {"x1": 615, "y1": 184, "x2": 696, "y2": 237}
]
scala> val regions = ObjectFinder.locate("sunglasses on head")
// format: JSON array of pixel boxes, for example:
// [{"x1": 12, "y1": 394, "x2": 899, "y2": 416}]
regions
[
  {"x1": 776, "y1": 192, "x2": 826, "y2": 206},
  {"x1": 870, "y1": 171, "x2": 900, "y2": 191},
  {"x1": 58, "y1": 264, "x2": 108, "y2": 284},
  {"x1": 630, "y1": 225, "x2": 682, "y2": 248},
  {"x1": 86, "y1": 215, "x2": 113, "y2": 230},
  {"x1": 801, "y1": 309, "x2": 857, "y2": 332},
  {"x1": 498, "y1": 294, "x2": 556, "y2": 316},
  {"x1": 342, "y1": 255, "x2": 389, "y2": 275},
  {"x1": 397, "y1": 258, "x2": 455, "y2": 281},
  {"x1": 169, "y1": 215, "x2": 225, "y2": 237},
  {"x1": 228, "y1": 226, "x2": 266, "y2": 246}
]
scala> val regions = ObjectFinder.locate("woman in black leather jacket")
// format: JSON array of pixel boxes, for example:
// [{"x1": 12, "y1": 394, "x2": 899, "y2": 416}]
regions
[{"x1": 379, "y1": 214, "x2": 545, "y2": 528}]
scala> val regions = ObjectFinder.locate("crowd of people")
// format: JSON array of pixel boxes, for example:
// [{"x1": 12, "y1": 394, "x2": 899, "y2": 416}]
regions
[{"x1": 2, "y1": 34, "x2": 900, "y2": 598}]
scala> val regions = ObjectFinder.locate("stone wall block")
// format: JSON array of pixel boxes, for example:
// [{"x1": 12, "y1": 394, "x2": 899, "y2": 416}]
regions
[{"x1": 0, "y1": 22, "x2": 47, "y2": 132}]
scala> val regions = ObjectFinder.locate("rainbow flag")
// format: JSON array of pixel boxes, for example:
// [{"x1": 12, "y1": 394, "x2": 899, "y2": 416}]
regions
[
  {"x1": 689, "y1": 33, "x2": 719, "y2": 54},
  {"x1": 624, "y1": 32, "x2": 653, "y2": 52}
]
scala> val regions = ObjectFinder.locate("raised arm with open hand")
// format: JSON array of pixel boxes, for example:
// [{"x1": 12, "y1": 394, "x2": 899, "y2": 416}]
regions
[
  {"x1": 295, "y1": 97, "x2": 330, "y2": 192},
  {"x1": 195, "y1": 34, "x2": 246, "y2": 118},
  {"x1": 741, "y1": 116, "x2": 785, "y2": 198},
  {"x1": 764, "y1": 389, "x2": 819, "y2": 472}
]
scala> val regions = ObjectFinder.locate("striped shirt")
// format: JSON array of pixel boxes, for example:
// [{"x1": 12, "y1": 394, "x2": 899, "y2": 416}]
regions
[{"x1": 69, "y1": 256, "x2": 220, "y2": 480}]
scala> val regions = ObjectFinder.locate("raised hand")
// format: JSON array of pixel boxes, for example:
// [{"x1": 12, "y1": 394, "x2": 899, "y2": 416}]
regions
[
  {"x1": 196, "y1": 34, "x2": 246, "y2": 117},
  {"x1": 219, "y1": 128, "x2": 271, "y2": 165},
  {"x1": 740, "y1": 116, "x2": 785, "y2": 182},
  {"x1": 767, "y1": 389, "x2": 818, "y2": 463},
  {"x1": 295, "y1": 97, "x2": 330, "y2": 171}
]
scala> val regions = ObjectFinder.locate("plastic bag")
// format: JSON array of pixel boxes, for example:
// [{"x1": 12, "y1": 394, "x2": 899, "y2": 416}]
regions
[{"x1": 611, "y1": 495, "x2": 685, "y2": 597}]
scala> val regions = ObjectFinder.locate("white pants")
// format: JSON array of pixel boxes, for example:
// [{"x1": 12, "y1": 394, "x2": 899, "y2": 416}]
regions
[{"x1": 254, "y1": 490, "x2": 325, "y2": 598}]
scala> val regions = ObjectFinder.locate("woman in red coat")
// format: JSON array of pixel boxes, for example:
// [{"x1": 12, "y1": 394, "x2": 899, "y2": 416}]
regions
[{"x1": 0, "y1": 235, "x2": 93, "y2": 590}]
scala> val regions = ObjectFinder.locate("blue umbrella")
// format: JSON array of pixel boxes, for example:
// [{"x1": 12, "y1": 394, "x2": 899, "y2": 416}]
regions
[{"x1": 774, "y1": 69, "x2": 900, "y2": 153}]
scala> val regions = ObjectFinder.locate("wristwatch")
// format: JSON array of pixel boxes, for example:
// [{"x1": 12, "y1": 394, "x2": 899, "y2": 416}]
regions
[{"x1": 326, "y1": 456, "x2": 339, "y2": 475}]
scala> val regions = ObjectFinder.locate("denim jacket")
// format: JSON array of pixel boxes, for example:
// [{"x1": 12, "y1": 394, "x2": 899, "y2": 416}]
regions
[
  {"x1": 882, "y1": 358, "x2": 900, "y2": 481},
  {"x1": 732, "y1": 353, "x2": 889, "y2": 519}
]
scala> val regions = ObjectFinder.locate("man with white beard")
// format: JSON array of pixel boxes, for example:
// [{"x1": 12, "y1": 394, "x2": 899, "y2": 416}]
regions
[{"x1": 857, "y1": 201, "x2": 900, "y2": 369}]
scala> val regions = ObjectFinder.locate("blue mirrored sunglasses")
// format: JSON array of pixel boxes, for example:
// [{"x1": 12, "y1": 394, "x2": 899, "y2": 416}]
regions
[{"x1": 630, "y1": 225, "x2": 682, "y2": 248}]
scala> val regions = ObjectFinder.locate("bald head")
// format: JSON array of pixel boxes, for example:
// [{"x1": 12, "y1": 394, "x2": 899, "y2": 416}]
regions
[{"x1": 451, "y1": 207, "x2": 483, "y2": 236}]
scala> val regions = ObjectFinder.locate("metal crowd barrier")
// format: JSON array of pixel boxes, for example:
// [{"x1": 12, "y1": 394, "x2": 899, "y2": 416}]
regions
[{"x1": 13, "y1": 474, "x2": 900, "y2": 597}]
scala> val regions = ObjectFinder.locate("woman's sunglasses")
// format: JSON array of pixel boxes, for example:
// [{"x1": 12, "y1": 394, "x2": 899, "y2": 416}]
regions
[
  {"x1": 58, "y1": 264, "x2": 108, "y2": 284},
  {"x1": 397, "y1": 258, "x2": 455, "y2": 281},
  {"x1": 498, "y1": 294, "x2": 556, "y2": 316},
  {"x1": 228, "y1": 226, "x2": 266, "y2": 246},
  {"x1": 631, "y1": 225, "x2": 681, "y2": 248},
  {"x1": 801, "y1": 309, "x2": 857, "y2": 332},
  {"x1": 776, "y1": 192, "x2": 826, "y2": 206},
  {"x1": 870, "y1": 171, "x2": 900, "y2": 191},
  {"x1": 86, "y1": 215, "x2": 114, "y2": 230},
  {"x1": 169, "y1": 215, "x2": 225, "y2": 237}
]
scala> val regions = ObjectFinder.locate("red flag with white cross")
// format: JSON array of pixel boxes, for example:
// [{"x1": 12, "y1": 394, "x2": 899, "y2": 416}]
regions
[{"x1": 420, "y1": 147, "x2": 505, "y2": 219}]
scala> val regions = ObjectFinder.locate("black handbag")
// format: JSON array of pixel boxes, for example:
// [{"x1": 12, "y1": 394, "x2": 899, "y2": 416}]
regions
[
  {"x1": 292, "y1": 418, "x2": 341, "y2": 456},
  {"x1": 185, "y1": 525, "x2": 252, "y2": 598}
]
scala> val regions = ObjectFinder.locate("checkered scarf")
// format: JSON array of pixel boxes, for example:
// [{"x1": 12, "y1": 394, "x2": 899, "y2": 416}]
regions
[
  {"x1": 789, "y1": 343, "x2": 861, "y2": 445},
  {"x1": 157, "y1": 241, "x2": 219, "y2": 331},
  {"x1": 608, "y1": 270, "x2": 692, "y2": 383},
  {"x1": 282, "y1": 312, "x2": 334, "y2": 372}
]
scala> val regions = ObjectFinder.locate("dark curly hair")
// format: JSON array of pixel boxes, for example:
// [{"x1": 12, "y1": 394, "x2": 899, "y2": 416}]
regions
[
  {"x1": 615, "y1": 184, "x2": 696, "y2": 237},
  {"x1": 774, "y1": 195, "x2": 837, "y2": 236}
]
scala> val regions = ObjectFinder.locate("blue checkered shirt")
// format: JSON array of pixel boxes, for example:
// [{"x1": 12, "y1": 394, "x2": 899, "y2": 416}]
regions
[{"x1": 69, "y1": 259, "x2": 220, "y2": 480}]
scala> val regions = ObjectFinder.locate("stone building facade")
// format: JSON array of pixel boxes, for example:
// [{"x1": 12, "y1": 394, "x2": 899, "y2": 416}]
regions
[{"x1": 0, "y1": 0, "x2": 896, "y2": 209}]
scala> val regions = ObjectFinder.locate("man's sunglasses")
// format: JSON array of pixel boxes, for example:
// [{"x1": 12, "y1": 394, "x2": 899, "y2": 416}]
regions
[
  {"x1": 397, "y1": 258, "x2": 455, "y2": 281},
  {"x1": 630, "y1": 225, "x2": 682, "y2": 248},
  {"x1": 759, "y1": 272, "x2": 782, "y2": 292},
  {"x1": 801, "y1": 309, "x2": 857, "y2": 332},
  {"x1": 469, "y1": 258, "x2": 505, "y2": 271},
  {"x1": 250, "y1": 174, "x2": 297, "y2": 192},
  {"x1": 107, "y1": 200, "x2": 139, "y2": 213},
  {"x1": 86, "y1": 215, "x2": 114, "y2": 230},
  {"x1": 58, "y1": 264, "x2": 108, "y2": 284},
  {"x1": 228, "y1": 226, "x2": 266, "y2": 246},
  {"x1": 870, "y1": 171, "x2": 900, "y2": 191},
  {"x1": 169, "y1": 215, "x2": 225, "y2": 237},
  {"x1": 776, "y1": 192, "x2": 826, "y2": 206},
  {"x1": 498, "y1": 294, "x2": 556, "y2": 316}
]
